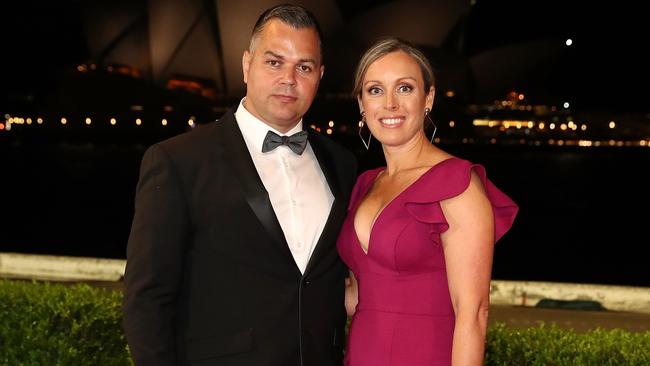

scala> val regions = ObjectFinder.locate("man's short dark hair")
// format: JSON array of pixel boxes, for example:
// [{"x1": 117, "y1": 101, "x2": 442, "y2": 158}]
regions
[{"x1": 249, "y1": 4, "x2": 323, "y2": 57}]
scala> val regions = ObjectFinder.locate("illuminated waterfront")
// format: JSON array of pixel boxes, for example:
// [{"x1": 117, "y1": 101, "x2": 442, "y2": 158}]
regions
[{"x1": 1, "y1": 109, "x2": 648, "y2": 287}]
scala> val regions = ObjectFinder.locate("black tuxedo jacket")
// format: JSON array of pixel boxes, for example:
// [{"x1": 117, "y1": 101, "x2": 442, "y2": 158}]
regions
[{"x1": 123, "y1": 110, "x2": 357, "y2": 366}]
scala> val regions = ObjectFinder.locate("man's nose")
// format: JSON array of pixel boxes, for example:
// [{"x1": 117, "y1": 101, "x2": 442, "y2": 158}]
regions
[{"x1": 281, "y1": 67, "x2": 297, "y2": 86}]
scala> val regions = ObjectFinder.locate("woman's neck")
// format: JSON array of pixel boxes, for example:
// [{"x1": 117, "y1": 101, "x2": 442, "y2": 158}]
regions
[{"x1": 382, "y1": 132, "x2": 435, "y2": 176}]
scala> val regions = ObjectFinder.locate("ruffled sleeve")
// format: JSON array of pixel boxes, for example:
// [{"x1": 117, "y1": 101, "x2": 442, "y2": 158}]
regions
[{"x1": 403, "y1": 158, "x2": 518, "y2": 242}]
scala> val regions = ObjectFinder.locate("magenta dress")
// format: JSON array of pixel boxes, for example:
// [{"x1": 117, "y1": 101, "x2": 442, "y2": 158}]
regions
[{"x1": 336, "y1": 157, "x2": 518, "y2": 366}]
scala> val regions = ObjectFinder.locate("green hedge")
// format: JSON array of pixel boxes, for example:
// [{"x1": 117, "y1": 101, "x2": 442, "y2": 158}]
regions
[
  {"x1": 0, "y1": 280, "x2": 131, "y2": 366},
  {"x1": 486, "y1": 322, "x2": 650, "y2": 365},
  {"x1": 2, "y1": 280, "x2": 650, "y2": 365}
]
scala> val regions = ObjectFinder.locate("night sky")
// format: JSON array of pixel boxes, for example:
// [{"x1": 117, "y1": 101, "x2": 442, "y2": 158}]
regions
[{"x1": 2, "y1": 0, "x2": 648, "y2": 113}]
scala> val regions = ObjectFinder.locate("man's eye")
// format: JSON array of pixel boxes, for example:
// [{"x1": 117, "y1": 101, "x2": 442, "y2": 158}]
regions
[
  {"x1": 298, "y1": 65, "x2": 312, "y2": 72},
  {"x1": 267, "y1": 60, "x2": 280, "y2": 67}
]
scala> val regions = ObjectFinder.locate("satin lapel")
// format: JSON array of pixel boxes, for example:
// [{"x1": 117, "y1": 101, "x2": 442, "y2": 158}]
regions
[
  {"x1": 307, "y1": 130, "x2": 341, "y2": 197},
  {"x1": 217, "y1": 112, "x2": 294, "y2": 261},
  {"x1": 304, "y1": 131, "x2": 344, "y2": 275}
]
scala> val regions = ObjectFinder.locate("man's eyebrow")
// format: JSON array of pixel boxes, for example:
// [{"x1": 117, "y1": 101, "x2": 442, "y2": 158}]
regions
[
  {"x1": 264, "y1": 51, "x2": 316, "y2": 64},
  {"x1": 265, "y1": 51, "x2": 284, "y2": 59},
  {"x1": 298, "y1": 57, "x2": 317, "y2": 64}
]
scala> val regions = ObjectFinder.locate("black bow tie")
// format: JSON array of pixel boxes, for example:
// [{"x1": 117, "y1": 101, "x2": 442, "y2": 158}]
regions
[{"x1": 262, "y1": 130, "x2": 308, "y2": 155}]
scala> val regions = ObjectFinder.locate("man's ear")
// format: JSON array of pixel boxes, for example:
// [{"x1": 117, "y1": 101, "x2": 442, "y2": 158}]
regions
[
  {"x1": 319, "y1": 64, "x2": 325, "y2": 80},
  {"x1": 242, "y1": 50, "x2": 251, "y2": 84}
]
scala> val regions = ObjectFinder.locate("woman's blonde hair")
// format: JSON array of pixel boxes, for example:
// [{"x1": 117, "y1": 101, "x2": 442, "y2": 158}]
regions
[{"x1": 353, "y1": 37, "x2": 435, "y2": 98}]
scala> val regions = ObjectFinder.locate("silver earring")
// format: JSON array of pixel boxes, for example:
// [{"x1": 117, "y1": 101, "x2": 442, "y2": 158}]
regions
[
  {"x1": 358, "y1": 112, "x2": 372, "y2": 150},
  {"x1": 425, "y1": 108, "x2": 437, "y2": 144}
]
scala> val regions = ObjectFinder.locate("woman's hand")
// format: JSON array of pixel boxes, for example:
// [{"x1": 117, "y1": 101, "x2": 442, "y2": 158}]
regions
[{"x1": 345, "y1": 271, "x2": 359, "y2": 317}]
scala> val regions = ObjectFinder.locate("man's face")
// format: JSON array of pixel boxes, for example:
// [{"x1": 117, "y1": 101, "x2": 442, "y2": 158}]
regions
[{"x1": 242, "y1": 19, "x2": 324, "y2": 133}]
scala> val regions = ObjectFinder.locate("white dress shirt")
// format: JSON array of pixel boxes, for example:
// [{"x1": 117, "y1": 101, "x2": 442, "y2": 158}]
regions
[{"x1": 235, "y1": 99, "x2": 334, "y2": 273}]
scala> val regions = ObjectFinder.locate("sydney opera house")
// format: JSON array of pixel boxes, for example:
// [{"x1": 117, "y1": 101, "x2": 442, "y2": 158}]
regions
[{"x1": 3, "y1": 0, "x2": 648, "y2": 144}]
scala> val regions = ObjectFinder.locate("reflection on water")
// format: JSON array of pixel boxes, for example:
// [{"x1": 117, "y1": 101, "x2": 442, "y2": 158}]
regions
[{"x1": 1, "y1": 136, "x2": 649, "y2": 287}]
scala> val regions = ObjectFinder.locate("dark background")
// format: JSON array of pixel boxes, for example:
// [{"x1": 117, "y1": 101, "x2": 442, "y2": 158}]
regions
[{"x1": 2, "y1": 0, "x2": 649, "y2": 286}]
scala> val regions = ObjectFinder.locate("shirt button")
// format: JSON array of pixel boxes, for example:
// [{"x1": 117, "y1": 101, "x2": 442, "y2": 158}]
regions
[{"x1": 304, "y1": 280, "x2": 311, "y2": 286}]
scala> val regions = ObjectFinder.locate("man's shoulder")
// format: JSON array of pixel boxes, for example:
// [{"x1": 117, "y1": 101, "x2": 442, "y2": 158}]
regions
[
  {"x1": 153, "y1": 110, "x2": 236, "y2": 155},
  {"x1": 308, "y1": 129, "x2": 354, "y2": 160},
  {"x1": 308, "y1": 129, "x2": 358, "y2": 180},
  {"x1": 158, "y1": 121, "x2": 218, "y2": 151}
]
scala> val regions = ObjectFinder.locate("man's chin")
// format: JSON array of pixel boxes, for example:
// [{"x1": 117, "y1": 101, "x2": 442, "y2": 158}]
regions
[{"x1": 269, "y1": 110, "x2": 303, "y2": 123}]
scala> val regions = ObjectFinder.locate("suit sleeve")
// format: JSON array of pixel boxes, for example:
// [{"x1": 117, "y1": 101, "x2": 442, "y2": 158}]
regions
[{"x1": 123, "y1": 143, "x2": 189, "y2": 366}]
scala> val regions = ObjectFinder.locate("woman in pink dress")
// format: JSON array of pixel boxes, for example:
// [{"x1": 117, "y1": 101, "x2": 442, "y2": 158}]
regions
[{"x1": 336, "y1": 38, "x2": 518, "y2": 365}]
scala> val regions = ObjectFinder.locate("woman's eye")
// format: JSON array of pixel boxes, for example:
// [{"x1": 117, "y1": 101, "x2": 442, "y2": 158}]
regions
[
  {"x1": 368, "y1": 87, "x2": 382, "y2": 95},
  {"x1": 398, "y1": 85, "x2": 413, "y2": 93}
]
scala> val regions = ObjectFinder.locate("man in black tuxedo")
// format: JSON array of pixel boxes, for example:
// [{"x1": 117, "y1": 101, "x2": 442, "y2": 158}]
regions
[{"x1": 122, "y1": 4, "x2": 357, "y2": 366}]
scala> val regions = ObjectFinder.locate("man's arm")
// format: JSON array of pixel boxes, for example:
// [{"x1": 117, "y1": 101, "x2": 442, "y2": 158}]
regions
[{"x1": 123, "y1": 144, "x2": 189, "y2": 366}]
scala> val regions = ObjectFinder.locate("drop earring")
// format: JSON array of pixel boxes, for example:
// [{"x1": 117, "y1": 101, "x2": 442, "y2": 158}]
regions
[
  {"x1": 425, "y1": 108, "x2": 437, "y2": 144},
  {"x1": 358, "y1": 112, "x2": 372, "y2": 150}
]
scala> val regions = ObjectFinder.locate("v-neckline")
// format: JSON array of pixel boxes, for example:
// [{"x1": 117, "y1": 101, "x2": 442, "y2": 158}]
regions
[{"x1": 352, "y1": 158, "x2": 455, "y2": 256}]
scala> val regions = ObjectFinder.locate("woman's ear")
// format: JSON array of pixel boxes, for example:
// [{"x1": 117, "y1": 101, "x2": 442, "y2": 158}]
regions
[{"x1": 426, "y1": 86, "x2": 435, "y2": 111}]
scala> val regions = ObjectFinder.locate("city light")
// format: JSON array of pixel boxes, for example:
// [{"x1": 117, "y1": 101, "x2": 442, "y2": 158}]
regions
[
  {"x1": 565, "y1": 38, "x2": 573, "y2": 46},
  {"x1": 3, "y1": 92, "x2": 646, "y2": 150}
]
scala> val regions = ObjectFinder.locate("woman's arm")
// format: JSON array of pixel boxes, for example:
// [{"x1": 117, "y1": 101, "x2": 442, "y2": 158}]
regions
[
  {"x1": 345, "y1": 270, "x2": 359, "y2": 317},
  {"x1": 440, "y1": 171, "x2": 495, "y2": 366}
]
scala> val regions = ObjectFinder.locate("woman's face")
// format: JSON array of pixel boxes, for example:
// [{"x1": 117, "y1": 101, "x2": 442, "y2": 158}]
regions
[{"x1": 358, "y1": 51, "x2": 434, "y2": 148}]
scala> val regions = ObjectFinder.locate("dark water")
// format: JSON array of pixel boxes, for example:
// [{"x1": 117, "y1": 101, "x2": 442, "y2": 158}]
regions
[{"x1": 2, "y1": 133, "x2": 649, "y2": 287}]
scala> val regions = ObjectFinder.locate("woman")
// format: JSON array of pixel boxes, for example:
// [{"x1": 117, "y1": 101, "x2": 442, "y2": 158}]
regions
[{"x1": 336, "y1": 38, "x2": 518, "y2": 365}]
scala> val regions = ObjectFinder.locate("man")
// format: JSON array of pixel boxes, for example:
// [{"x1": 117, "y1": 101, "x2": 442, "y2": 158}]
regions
[{"x1": 122, "y1": 4, "x2": 357, "y2": 366}]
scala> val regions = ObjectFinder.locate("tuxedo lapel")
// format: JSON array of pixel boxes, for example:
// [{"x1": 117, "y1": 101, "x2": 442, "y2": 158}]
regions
[
  {"x1": 217, "y1": 112, "x2": 295, "y2": 263},
  {"x1": 307, "y1": 129, "x2": 341, "y2": 197},
  {"x1": 304, "y1": 131, "x2": 345, "y2": 275}
]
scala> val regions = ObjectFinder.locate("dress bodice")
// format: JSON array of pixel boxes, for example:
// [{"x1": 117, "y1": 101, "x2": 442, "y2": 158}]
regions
[{"x1": 336, "y1": 157, "x2": 518, "y2": 365}]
